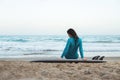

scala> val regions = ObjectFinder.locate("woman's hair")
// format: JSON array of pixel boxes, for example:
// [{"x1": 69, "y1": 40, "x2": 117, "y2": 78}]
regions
[
  {"x1": 67, "y1": 28, "x2": 79, "y2": 39},
  {"x1": 67, "y1": 28, "x2": 79, "y2": 45}
]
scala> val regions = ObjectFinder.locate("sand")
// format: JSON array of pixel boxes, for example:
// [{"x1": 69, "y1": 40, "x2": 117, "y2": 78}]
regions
[{"x1": 0, "y1": 61, "x2": 120, "y2": 80}]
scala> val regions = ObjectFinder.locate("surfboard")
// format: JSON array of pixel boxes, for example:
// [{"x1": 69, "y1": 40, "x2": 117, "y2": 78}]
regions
[{"x1": 31, "y1": 59, "x2": 106, "y2": 63}]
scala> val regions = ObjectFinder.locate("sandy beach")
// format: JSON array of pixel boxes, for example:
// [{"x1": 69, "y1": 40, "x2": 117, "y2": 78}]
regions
[{"x1": 0, "y1": 58, "x2": 120, "y2": 80}]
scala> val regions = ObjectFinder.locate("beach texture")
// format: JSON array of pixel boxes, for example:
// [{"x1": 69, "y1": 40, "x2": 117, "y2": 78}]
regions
[{"x1": 0, "y1": 61, "x2": 120, "y2": 80}]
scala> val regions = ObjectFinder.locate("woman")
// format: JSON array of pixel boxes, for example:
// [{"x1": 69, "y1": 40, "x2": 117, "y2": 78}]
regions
[{"x1": 61, "y1": 28, "x2": 84, "y2": 59}]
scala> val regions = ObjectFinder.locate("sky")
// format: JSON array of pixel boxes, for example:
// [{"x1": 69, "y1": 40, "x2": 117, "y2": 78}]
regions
[{"x1": 0, "y1": 0, "x2": 120, "y2": 35}]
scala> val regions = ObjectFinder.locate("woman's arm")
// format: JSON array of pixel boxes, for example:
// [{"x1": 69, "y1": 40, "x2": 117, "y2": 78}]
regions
[
  {"x1": 79, "y1": 38, "x2": 84, "y2": 59},
  {"x1": 61, "y1": 39, "x2": 71, "y2": 58}
]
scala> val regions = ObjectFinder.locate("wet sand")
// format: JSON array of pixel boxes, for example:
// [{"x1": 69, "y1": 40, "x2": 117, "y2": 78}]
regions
[{"x1": 0, "y1": 58, "x2": 120, "y2": 80}]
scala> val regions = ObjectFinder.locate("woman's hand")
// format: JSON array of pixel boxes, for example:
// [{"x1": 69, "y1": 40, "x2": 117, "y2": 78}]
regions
[
  {"x1": 82, "y1": 57, "x2": 87, "y2": 61},
  {"x1": 58, "y1": 57, "x2": 63, "y2": 60}
]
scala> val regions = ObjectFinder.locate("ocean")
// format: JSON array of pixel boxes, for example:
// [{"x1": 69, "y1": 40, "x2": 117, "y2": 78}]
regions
[{"x1": 0, "y1": 35, "x2": 120, "y2": 58}]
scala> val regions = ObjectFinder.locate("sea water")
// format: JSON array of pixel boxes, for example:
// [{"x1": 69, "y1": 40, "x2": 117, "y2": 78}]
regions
[{"x1": 0, "y1": 35, "x2": 120, "y2": 58}]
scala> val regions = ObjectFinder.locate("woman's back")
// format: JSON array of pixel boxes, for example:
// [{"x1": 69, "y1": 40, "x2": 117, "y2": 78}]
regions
[{"x1": 61, "y1": 37, "x2": 84, "y2": 59}]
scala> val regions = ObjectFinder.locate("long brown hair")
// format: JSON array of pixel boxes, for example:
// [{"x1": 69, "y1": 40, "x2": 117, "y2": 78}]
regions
[{"x1": 67, "y1": 28, "x2": 79, "y2": 45}]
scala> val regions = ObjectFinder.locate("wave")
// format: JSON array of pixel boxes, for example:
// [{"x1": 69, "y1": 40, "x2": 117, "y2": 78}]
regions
[
  {"x1": 83, "y1": 41, "x2": 120, "y2": 43},
  {"x1": 42, "y1": 49, "x2": 61, "y2": 51},
  {"x1": 1, "y1": 47, "x2": 120, "y2": 52},
  {"x1": 41, "y1": 49, "x2": 120, "y2": 52},
  {"x1": 0, "y1": 47, "x2": 62, "y2": 52},
  {"x1": 24, "y1": 53, "x2": 46, "y2": 55},
  {"x1": 0, "y1": 39, "x2": 28, "y2": 42},
  {"x1": 0, "y1": 35, "x2": 120, "y2": 43},
  {"x1": 85, "y1": 50, "x2": 120, "y2": 52},
  {"x1": 1, "y1": 40, "x2": 120, "y2": 43},
  {"x1": 9, "y1": 39, "x2": 28, "y2": 42}
]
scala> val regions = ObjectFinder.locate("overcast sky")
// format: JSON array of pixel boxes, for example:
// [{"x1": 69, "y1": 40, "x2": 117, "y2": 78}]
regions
[{"x1": 0, "y1": 0, "x2": 120, "y2": 35}]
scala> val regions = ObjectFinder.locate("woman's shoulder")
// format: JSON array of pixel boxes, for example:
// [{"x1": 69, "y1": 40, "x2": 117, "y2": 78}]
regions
[
  {"x1": 68, "y1": 38, "x2": 73, "y2": 41},
  {"x1": 67, "y1": 38, "x2": 74, "y2": 42},
  {"x1": 78, "y1": 37, "x2": 82, "y2": 42},
  {"x1": 68, "y1": 37, "x2": 82, "y2": 40}
]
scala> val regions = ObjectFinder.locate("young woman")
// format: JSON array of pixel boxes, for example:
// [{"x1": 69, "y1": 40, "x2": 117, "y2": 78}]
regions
[{"x1": 61, "y1": 28, "x2": 84, "y2": 59}]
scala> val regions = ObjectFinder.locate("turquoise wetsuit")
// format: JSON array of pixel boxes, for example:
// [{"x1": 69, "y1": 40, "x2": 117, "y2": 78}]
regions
[{"x1": 61, "y1": 37, "x2": 84, "y2": 59}]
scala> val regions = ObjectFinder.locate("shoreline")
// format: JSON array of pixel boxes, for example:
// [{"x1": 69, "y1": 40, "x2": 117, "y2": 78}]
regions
[{"x1": 0, "y1": 56, "x2": 120, "y2": 61}]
